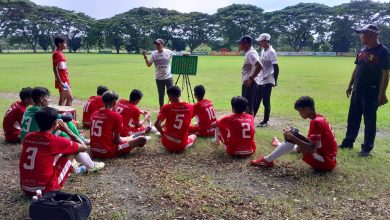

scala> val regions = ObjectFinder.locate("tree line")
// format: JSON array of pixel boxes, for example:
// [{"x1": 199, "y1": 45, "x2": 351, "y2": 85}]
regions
[{"x1": 0, "y1": 0, "x2": 389, "y2": 53}]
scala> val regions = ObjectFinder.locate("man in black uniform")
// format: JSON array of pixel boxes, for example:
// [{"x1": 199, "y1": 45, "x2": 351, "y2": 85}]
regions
[{"x1": 339, "y1": 24, "x2": 390, "y2": 157}]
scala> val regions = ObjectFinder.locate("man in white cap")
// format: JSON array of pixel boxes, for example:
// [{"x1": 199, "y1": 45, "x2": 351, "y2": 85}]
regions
[
  {"x1": 142, "y1": 38, "x2": 175, "y2": 108},
  {"x1": 237, "y1": 35, "x2": 262, "y2": 115},
  {"x1": 253, "y1": 33, "x2": 279, "y2": 127},
  {"x1": 339, "y1": 24, "x2": 389, "y2": 157}
]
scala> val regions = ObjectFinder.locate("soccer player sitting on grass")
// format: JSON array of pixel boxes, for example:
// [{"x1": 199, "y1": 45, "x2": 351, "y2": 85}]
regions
[
  {"x1": 53, "y1": 36, "x2": 73, "y2": 106},
  {"x1": 19, "y1": 87, "x2": 105, "y2": 172},
  {"x1": 251, "y1": 96, "x2": 338, "y2": 172},
  {"x1": 20, "y1": 107, "x2": 93, "y2": 196},
  {"x1": 154, "y1": 86, "x2": 197, "y2": 153},
  {"x1": 189, "y1": 85, "x2": 217, "y2": 137},
  {"x1": 214, "y1": 96, "x2": 256, "y2": 157},
  {"x1": 82, "y1": 85, "x2": 109, "y2": 128},
  {"x1": 115, "y1": 89, "x2": 158, "y2": 137},
  {"x1": 3, "y1": 87, "x2": 33, "y2": 143},
  {"x1": 90, "y1": 91, "x2": 149, "y2": 158}
]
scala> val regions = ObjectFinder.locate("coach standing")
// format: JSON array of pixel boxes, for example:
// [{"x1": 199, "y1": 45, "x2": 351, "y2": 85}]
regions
[
  {"x1": 237, "y1": 35, "x2": 262, "y2": 115},
  {"x1": 339, "y1": 24, "x2": 389, "y2": 157},
  {"x1": 142, "y1": 38, "x2": 175, "y2": 108},
  {"x1": 253, "y1": 33, "x2": 279, "y2": 127}
]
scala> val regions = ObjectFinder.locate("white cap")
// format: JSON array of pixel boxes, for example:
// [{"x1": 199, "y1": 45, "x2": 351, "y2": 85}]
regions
[
  {"x1": 355, "y1": 24, "x2": 380, "y2": 34},
  {"x1": 255, "y1": 33, "x2": 271, "y2": 42}
]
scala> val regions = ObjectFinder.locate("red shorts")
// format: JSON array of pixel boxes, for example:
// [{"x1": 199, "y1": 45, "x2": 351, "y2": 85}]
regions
[
  {"x1": 55, "y1": 79, "x2": 71, "y2": 93},
  {"x1": 162, "y1": 134, "x2": 196, "y2": 153},
  {"x1": 91, "y1": 140, "x2": 134, "y2": 158},
  {"x1": 189, "y1": 125, "x2": 215, "y2": 137},
  {"x1": 302, "y1": 153, "x2": 336, "y2": 172},
  {"x1": 225, "y1": 144, "x2": 256, "y2": 157},
  {"x1": 21, "y1": 156, "x2": 73, "y2": 196}
]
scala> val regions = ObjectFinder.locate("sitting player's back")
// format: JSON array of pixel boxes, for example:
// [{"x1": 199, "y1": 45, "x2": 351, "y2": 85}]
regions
[
  {"x1": 115, "y1": 99, "x2": 142, "y2": 136},
  {"x1": 192, "y1": 98, "x2": 216, "y2": 136},
  {"x1": 82, "y1": 86, "x2": 108, "y2": 128},
  {"x1": 3, "y1": 101, "x2": 28, "y2": 142}
]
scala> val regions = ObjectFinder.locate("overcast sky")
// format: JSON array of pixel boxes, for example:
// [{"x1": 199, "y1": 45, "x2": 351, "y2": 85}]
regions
[{"x1": 30, "y1": 0, "x2": 389, "y2": 19}]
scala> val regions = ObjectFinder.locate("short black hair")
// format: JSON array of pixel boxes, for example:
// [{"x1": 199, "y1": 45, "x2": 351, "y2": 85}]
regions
[
  {"x1": 130, "y1": 89, "x2": 143, "y2": 102},
  {"x1": 97, "y1": 85, "x2": 108, "y2": 96},
  {"x1": 294, "y1": 96, "x2": 315, "y2": 111},
  {"x1": 231, "y1": 96, "x2": 248, "y2": 114},
  {"x1": 194, "y1": 85, "x2": 205, "y2": 99},
  {"x1": 31, "y1": 87, "x2": 50, "y2": 104},
  {"x1": 102, "y1": 90, "x2": 119, "y2": 104},
  {"x1": 54, "y1": 36, "x2": 66, "y2": 47},
  {"x1": 167, "y1": 86, "x2": 181, "y2": 98},
  {"x1": 35, "y1": 107, "x2": 58, "y2": 131},
  {"x1": 19, "y1": 87, "x2": 32, "y2": 101}
]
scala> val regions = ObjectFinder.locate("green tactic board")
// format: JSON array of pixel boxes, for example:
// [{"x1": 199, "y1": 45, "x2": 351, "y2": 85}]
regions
[{"x1": 171, "y1": 55, "x2": 198, "y2": 75}]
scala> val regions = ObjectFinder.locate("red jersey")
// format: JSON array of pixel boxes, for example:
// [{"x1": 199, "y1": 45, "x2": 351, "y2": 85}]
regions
[
  {"x1": 216, "y1": 113, "x2": 256, "y2": 156},
  {"x1": 3, "y1": 101, "x2": 27, "y2": 142},
  {"x1": 82, "y1": 96, "x2": 104, "y2": 127},
  {"x1": 157, "y1": 102, "x2": 193, "y2": 152},
  {"x1": 52, "y1": 50, "x2": 70, "y2": 89},
  {"x1": 192, "y1": 99, "x2": 216, "y2": 136},
  {"x1": 90, "y1": 108, "x2": 123, "y2": 157},
  {"x1": 20, "y1": 132, "x2": 78, "y2": 194},
  {"x1": 114, "y1": 99, "x2": 144, "y2": 136},
  {"x1": 303, "y1": 114, "x2": 338, "y2": 168}
]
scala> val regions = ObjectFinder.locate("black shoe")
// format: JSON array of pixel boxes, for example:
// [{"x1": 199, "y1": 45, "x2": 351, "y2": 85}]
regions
[
  {"x1": 257, "y1": 121, "x2": 268, "y2": 128},
  {"x1": 358, "y1": 151, "x2": 372, "y2": 157},
  {"x1": 338, "y1": 144, "x2": 353, "y2": 149}
]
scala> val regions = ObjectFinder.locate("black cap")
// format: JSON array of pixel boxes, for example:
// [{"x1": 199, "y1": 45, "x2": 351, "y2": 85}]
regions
[
  {"x1": 355, "y1": 24, "x2": 380, "y2": 34},
  {"x1": 236, "y1": 35, "x2": 252, "y2": 44}
]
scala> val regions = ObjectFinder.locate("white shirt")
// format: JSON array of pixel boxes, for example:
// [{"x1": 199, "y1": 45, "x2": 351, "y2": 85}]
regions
[
  {"x1": 241, "y1": 47, "x2": 260, "y2": 83},
  {"x1": 255, "y1": 46, "x2": 278, "y2": 85},
  {"x1": 149, "y1": 49, "x2": 175, "y2": 80}
]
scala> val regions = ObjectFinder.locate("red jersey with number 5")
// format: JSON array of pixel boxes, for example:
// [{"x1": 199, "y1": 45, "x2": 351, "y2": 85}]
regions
[
  {"x1": 114, "y1": 99, "x2": 143, "y2": 136},
  {"x1": 20, "y1": 132, "x2": 78, "y2": 194},
  {"x1": 157, "y1": 102, "x2": 193, "y2": 152},
  {"x1": 216, "y1": 113, "x2": 256, "y2": 156},
  {"x1": 52, "y1": 50, "x2": 70, "y2": 85},
  {"x1": 82, "y1": 96, "x2": 104, "y2": 127},
  {"x1": 193, "y1": 99, "x2": 216, "y2": 136},
  {"x1": 90, "y1": 109, "x2": 123, "y2": 157}
]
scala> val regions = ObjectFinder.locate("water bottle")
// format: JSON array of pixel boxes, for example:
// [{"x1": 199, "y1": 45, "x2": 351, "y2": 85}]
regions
[{"x1": 74, "y1": 165, "x2": 86, "y2": 174}]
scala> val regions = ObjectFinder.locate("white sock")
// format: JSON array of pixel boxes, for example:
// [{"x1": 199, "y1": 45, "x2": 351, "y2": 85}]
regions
[
  {"x1": 264, "y1": 142, "x2": 296, "y2": 162},
  {"x1": 75, "y1": 152, "x2": 95, "y2": 169},
  {"x1": 292, "y1": 145, "x2": 299, "y2": 153}
]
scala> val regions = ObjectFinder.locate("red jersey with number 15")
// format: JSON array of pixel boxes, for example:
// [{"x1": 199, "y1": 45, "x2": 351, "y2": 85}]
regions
[
  {"x1": 82, "y1": 96, "x2": 104, "y2": 127},
  {"x1": 193, "y1": 99, "x2": 216, "y2": 136},
  {"x1": 52, "y1": 50, "x2": 70, "y2": 85},
  {"x1": 216, "y1": 113, "x2": 256, "y2": 156},
  {"x1": 157, "y1": 102, "x2": 193, "y2": 152},
  {"x1": 90, "y1": 109, "x2": 123, "y2": 157}
]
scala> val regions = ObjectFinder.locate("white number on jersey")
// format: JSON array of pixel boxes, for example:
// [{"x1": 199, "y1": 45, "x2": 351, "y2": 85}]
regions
[
  {"x1": 115, "y1": 106, "x2": 124, "y2": 114},
  {"x1": 241, "y1": 123, "x2": 251, "y2": 139},
  {"x1": 205, "y1": 107, "x2": 216, "y2": 120},
  {"x1": 21, "y1": 116, "x2": 32, "y2": 132},
  {"x1": 23, "y1": 147, "x2": 38, "y2": 170},
  {"x1": 83, "y1": 101, "x2": 91, "y2": 113},
  {"x1": 91, "y1": 120, "x2": 103, "y2": 137},
  {"x1": 173, "y1": 114, "x2": 184, "y2": 129}
]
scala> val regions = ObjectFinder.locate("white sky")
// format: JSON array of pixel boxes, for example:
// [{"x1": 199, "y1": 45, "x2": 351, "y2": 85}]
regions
[{"x1": 30, "y1": 0, "x2": 390, "y2": 19}]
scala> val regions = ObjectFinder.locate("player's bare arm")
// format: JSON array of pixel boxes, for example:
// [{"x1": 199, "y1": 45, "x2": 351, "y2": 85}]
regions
[
  {"x1": 244, "y1": 61, "x2": 262, "y2": 87},
  {"x1": 346, "y1": 66, "x2": 357, "y2": 97},
  {"x1": 154, "y1": 119, "x2": 164, "y2": 136},
  {"x1": 57, "y1": 119, "x2": 84, "y2": 144},
  {"x1": 283, "y1": 128, "x2": 317, "y2": 154},
  {"x1": 53, "y1": 65, "x2": 64, "y2": 86},
  {"x1": 113, "y1": 131, "x2": 121, "y2": 145},
  {"x1": 142, "y1": 50, "x2": 153, "y2": 67},
  {"x1": 378, "y1": 69, "x2": 389, "y2": 106}
]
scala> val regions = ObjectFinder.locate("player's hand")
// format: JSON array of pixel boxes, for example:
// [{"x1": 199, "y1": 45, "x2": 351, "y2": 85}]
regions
[
  {"x1": 57, "y1": 119, "x2": 68, "y2": 131},
  {"x1": 144, "y1": 114, "x2": 151, "y2": 121},
  {"x1": 346, "y1": 86, "x2": 352, "y2": 98},
  {"x1": 141, "y1": 50, "x2": 147, "y2": 56},
  {"x1": 283, "y1": 127, "x2": 294, "y2": 142},
  {"x1": 244, "y1": 79, "x2": 253, "y2": 87},
  {"x1": 211, "y1": 122, "x2": 217, "y2": 128},
  {"x1": 378, "y1": 93, "x2": 388, "y2": 106}
]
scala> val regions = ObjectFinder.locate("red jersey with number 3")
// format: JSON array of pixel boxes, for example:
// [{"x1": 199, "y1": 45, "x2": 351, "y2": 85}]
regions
[
  {"x1": 20, "y1": 132, "x2": 78, "y2": 194},
  {"x1": 90, "y1": 109, "x2": 123, "y2": 156},
  {"x1": 193, "y1": 99, "x2": 216, "y2": 136},
  {"x1": 216, "y1": 113, "x2": 256, "y2": 156},
  {"x1": 82, "y1": 96, "x2": 104, "y2": 127},
  {"x1": 3, "y1": 101, "x2": 27, "y2": 141},
  {"x1": 158, "y1": 102, "x2": 193, "y2": 152},
  {"x1": 114, "y1": 99, "x2": 143, "y2": 136},
  {"x1": 52, "y1": 50, "x2": 70, "y2": 85}
]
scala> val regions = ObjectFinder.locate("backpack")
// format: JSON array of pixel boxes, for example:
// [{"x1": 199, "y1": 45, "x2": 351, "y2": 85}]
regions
[{"x1": 29, "y1": 191, "x2": 92, "y2": 220}]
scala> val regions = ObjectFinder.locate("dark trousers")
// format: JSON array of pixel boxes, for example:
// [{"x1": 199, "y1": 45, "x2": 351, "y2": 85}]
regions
[
  {"x1": 254, "y1": 83, "x2": 273, "y2": 122},
  {"x1": 241, "y1": 83, "x2": 257, "y2": 115},
  {"x1": 342, "y1": 89, "x2": 379, "y2": 152},
  {"x1": 156, "y1": 78, "x2": 174, "y2": 108}
]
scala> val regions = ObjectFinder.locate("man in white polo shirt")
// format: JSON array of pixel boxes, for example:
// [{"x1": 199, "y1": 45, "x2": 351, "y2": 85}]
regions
[
  {"x1": 142, "y1": 38, "x2": 175, "y2": 108},
  {"x1": 237, "y1": 35, "x2": 262, "y2": 115},
  {"x1": 254, "y1": 33, "x2": 280, "y2": 127}
]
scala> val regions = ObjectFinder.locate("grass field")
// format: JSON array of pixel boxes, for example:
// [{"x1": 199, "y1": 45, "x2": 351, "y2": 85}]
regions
[{"x1": 0, "y1": 54, "x2": 389, "y2": 219}]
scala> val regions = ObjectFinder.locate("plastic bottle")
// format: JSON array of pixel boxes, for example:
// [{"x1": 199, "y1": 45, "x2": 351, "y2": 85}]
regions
[{"x1": 74, "y1": 165, "x2": 86, "y2": 174}]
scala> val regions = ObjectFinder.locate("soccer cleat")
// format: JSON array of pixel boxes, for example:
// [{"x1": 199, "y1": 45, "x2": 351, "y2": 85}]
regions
[
  {"x1": 256, "y1": 121, "x2": 268, "y2": 128},
  {"x1": 271, "y1": 137, "x2": 281, "y2": 147},
  {"x1": 88, "y1": 162, "x2": 105, "y2": 172},
  {"x1": 150, "y1": 126, "x2": 158, "y2": 133},
  {"x1": 145, "y1": 136, "x2": 152, "y2": 141},
  {"x1": 250, "y1": 156, "x2": 274, "y2": 167},
  {"x1": 358, "y1": 151, "x2": 371, "y2": 157},
  {"x1": 338, "y1": 144, "x2": 353, "y2": 149},
  {"x1": 155, "y1": 132, "x2": 161, "y2": 137}
]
